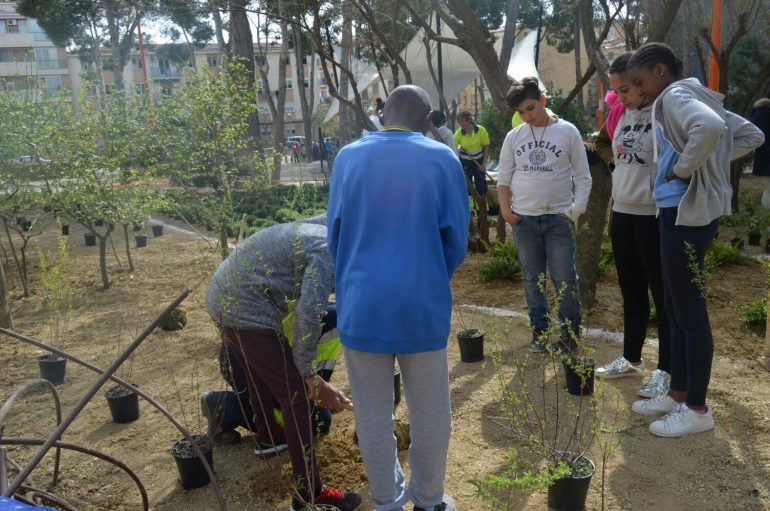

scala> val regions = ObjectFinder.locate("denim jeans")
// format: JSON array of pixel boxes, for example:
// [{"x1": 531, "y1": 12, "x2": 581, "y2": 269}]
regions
[{"x1": 512, "y1": 213, "x2": 582, "y2": 338}]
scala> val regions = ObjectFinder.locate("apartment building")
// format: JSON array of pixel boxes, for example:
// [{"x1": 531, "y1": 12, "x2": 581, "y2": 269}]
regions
[{"x1": 0, "y1": 2, "x2": 70, "y2": 95}]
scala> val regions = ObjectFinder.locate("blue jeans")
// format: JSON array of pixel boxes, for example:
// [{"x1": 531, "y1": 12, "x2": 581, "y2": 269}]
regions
[{"x1": 512, "y1": 214, "x2": 582, "y2": 338}]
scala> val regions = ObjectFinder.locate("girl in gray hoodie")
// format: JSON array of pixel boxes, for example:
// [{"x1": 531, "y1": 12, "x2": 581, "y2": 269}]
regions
[{"x1": 626, "y1": 42, "x2": 764, "y2": 438}]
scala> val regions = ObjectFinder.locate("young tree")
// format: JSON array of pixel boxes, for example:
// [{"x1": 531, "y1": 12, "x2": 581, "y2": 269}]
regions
[{"x1": 155, "y1": 64, "x2": 269, "y2": 260}]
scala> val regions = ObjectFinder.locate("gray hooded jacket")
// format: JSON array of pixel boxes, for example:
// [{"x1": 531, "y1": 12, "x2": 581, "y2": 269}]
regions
[{"x1": 651, "y1": 78, "x2": 764, "y2": 226}]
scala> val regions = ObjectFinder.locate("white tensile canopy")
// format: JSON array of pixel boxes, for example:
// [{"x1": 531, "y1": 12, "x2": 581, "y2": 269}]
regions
[{"x1": 323, "y1": 26, "x2": 543, "y2": 124}]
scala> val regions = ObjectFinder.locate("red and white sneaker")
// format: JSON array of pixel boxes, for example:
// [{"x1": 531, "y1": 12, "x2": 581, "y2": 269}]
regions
[{"x1": 290, "y1": 485, "x2": 363, "y2": 511}]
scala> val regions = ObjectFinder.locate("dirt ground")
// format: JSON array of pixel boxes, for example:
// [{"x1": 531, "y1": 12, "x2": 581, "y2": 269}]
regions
[{"x1": 2, "y1": 176, "x2": 770, "y2": 511}]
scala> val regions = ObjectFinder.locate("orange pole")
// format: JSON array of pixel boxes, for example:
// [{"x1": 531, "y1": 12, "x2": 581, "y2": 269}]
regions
[{"x1": 707, "y1": 0, "x2": 722, "y2": 91}]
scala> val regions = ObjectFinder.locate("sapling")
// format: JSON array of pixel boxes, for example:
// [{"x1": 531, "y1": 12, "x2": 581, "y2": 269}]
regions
[{"x1": 37, "y1": 226, "x2": 73, "y2": 352}]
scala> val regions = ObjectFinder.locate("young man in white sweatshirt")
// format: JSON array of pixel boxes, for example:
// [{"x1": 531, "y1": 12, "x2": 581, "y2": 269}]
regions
[{"x1": 496, "y1": 77, "x2": 592, "y2": 352}]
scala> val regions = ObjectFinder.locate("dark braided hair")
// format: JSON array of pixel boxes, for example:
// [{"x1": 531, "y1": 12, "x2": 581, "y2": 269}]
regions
[
  {"x1": 506, "y1": 76, "x2": 541, "y2": 109},
  {"x1": 627, "y1": 42, "x2": 683, "y2": 78},
  {"x1": 609, "y1": 52, "x2": 634, "y2": 75}
]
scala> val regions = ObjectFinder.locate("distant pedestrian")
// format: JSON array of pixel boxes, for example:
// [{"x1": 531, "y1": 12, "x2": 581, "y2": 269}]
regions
[{"x1": 426, "y1": 111, "x2": 456, "y2": 154}]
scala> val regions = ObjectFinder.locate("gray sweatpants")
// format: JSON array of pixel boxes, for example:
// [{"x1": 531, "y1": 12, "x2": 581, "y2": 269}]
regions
[{"x1": 344, "y1": 347, "x2": 452, "y2": 511}]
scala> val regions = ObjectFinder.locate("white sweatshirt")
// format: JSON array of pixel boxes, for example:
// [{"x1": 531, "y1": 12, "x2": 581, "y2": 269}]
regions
[
  {"x1": 611, "y1": 105, "x2": 657, "y2": 215},
  {"x1": 497, "y1": 119, "x2": 592, "y2": 216}
]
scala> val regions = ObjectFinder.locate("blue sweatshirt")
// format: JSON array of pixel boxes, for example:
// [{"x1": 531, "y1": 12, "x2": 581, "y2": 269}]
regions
[
  {"x1": 327, "y1": 131, "x2": 469, "y2": 354},
  {"x1": 652, "y1": 126, "x2": 688, "y2": 208}
]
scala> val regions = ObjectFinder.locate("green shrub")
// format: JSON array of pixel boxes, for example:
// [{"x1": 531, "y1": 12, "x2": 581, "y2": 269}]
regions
[
  {"x1": 160, "y1": 308, "x2": 187, "y2": 331},
  {"x1": 738, "y1": 298, "x2": 766, "y2": 327},
  {"x1": 274, "y1": 207, "x2": 302, "y2": 223},
  {"x1": 480, "y1": 241, "x2": 521, "y2": 281},
  {"x1": 596, "y1": 236, "x2": 614, "y2": 277},
  {"x1": 704, "y1": 241, "x2": 747, "y2": 273}
]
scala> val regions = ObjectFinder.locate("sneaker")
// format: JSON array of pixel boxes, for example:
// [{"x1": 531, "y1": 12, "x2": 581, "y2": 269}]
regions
[
  {"x1": 254, "y1": 438, "x2": 289, "y2": 459},
  {"x1": 637, "y1": 369, "x2": 671, "y2": 398},
  {"x1": 290, "y1": 485, "x2": 363, "y2": 511},
  {"x1": 528, "y1": 330, "x2": 548, "y2": 353},
  {"x1": 200, "y1": 391, "x2": 227, "y2": 439},
  {"x1": 414, "y1": 494, "x2": 457, "y2": 511},
  {"x1": 649, "y1": 404, "x2": 715, "y2": 437},
  {"x1": 631, "y1": 393, "x2": 679, "y2": 416},
  {"x1": 596, "y1": 356, "x2": 644, "y2": 379}
]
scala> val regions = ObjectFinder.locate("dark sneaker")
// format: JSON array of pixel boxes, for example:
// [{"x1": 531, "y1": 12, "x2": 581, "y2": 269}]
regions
[
  {"x1": 200, "y1": 392, "x2": 227, "y2": 439},
  {"x1": 414, "y1": 494, "x2": 456, "y2": 511},
  {"x1": 291, "y1": 485, "x2": 363, "y2": 511},
  {"x1": 253, "y1": 437, "x2": 289, "y2": 459},
  {"x1": 528, "y1": 330, "x2": 547, "y2": 353}
]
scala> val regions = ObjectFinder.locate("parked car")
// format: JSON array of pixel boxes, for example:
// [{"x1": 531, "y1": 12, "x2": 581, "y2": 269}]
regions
[
  {"x1": 286, "y1": 135, "x2": 306, "y2": 147},
  {"x1": 18, "y1": 155, "x2": 51, "y2": 164}
]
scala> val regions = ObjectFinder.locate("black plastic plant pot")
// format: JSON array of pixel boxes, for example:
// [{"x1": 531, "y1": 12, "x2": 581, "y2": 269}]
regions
[
  {"x1": 563, "y1": 358, "x2": 595, "y2": 396},
  {"x1": 94, "y1": 219, "x2": 104, "y2": 227},
  {"x1": 61, "y1": 224, "x2": 69, "y2": 236},
  {"x1": 84, "y1": 233, "x2": 96, "y2": 246},
  {"x1": 730, "y1": 237, "x2": 744, "y2": 250},
  {"x1": 547, "y1": 456, "x2": 596, "y2": 511},
  {"x1": 38, "y1": 354, "x2": 66, "y2": 386},
  {"x1": 457, "y1": 329, "x2": 484, "y2": 363},
  {"x1": 151, "y1": 225, "x2": 163, "y2": 237},
  {"x1": 171, "y1": 435, "x2": 214, "y2": 489},
  {"x1": 105, "y1": 384, "x2": 140, "y2": 424},
  {"x1": 749, "y1": 232, "x2": 761, "y2": 246},
  {"x1": 393, "y1": 368, "x2": 402, "y2": 409},
  {"x1": 135, "y1": 235, "x2": 148, "y2": 248}
]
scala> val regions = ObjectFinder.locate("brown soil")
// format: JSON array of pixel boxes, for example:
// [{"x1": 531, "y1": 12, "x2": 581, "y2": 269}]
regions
[{"x1": 1, "y1": 177, "x2": 770, "y2": 510}]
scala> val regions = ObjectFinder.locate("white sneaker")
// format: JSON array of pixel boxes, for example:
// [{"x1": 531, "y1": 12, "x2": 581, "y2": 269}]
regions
[
  {"x1": 631, "y1": 393, "x2": 679, "y2": 416},
  {"x1": 649, "y1": 404, "x2": 715, "y2": 437},
  {"x1": 637, "y1": 369, "x2": 671, "y2": 398},
  {"x1": 596, "y1": 356, "x2": 644, "y2": 379}
]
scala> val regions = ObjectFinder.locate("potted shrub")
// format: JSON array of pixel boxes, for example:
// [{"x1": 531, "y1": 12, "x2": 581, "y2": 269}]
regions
[
  {"x1": 473, "y1": 319, "x2": 619, "y2": 511},
  {"x1": 37, "y1": 233, "x2": 73, "y2": 386},
  {"x1": 151, "y1": 224, "x2": 164, "y2": 237},
  {"x1": 135, "y1": 233, "x2": 148, "y2": 248},
  {"x1": 454, "y1": 304, "x2": 484, "y2": 363},
  {"x1": 171, "y1": 434, "x2": 215, "y2": 489}
]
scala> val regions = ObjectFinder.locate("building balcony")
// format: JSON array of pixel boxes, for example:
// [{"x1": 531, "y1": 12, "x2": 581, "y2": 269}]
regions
[
  {"x1": 148, "y1": 66, "x2": 181, "y2": 79},
  {"x1": 0, "y1": 61, "x2": 66, "y2": 76}
]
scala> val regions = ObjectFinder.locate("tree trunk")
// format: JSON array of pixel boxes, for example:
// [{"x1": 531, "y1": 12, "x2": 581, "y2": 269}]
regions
[
  {"x1": 218, "y1": 220, "x2": 230, "y2": 260},
  {"x1": 104, "y1": 0, "x2": 125, "y2": 91},
  {"x1": 97, "y1": 231, "x2": 111, "y2": 290},
  {"x1": 339, "y1": 0, "x2": 354, "y2": 142},
  {"x1": 499, "y1": 0, "x2": 520, "y2": 68},
  {"x1": 0, "y1": 262, "x2": 11, "y2": 329},
  {"x1": 211, "y1": 0, "x2": 228, "y2": 64},
  {"x1": 2, "y1": 220, "x2": 27, "y2": 297},
  {"x1": 646, "y1": 0, "x2": 684, "y2": 43},
  {"x1": 574, "y1": 10, "x2": 584, "y2": 112},
  {"x1": 122, "y1": 224, "x2": 134, "y2": 272},
  {"x1": 576, "y1": 152, "x2": 612, "y2": 310},
  {"x1": 272, "y1": 7, "x2": 290, "y2": 181},
  {"x1": 229, "y1": 0, "x2": 264, "y2": 155}
]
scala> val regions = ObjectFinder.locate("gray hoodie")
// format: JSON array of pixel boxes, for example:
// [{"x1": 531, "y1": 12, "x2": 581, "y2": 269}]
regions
[{"x1": 651, "y1": 78, "x2": 765, "y2": 226}]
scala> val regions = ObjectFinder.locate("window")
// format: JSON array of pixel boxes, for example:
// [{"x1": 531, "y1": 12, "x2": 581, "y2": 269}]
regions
[
  {"x1": 87, "y1": 85, "x2": 98, "y2": 97},
  {"x1": 302, "y1": 56, "x2": 308, "y2": 64},
  {"x1": 42, "y1": 76, "x2": 61, "y2": 95},
  {"x1": 16, "y1": 20, "x2": 28, "y2": 33},
  {"x1": 255, "y1": 55, "x2": 266, "y2": 66},
  {"x1": 105, "y1": 84, "x2": 115, "y2": 94},
  {"x1": 286, "y1": 78, "x2": 292, "y2": 89},
  {"x1": 304, "y1": 80, "x2": 309, "y2": 89},
  {"x1": 0, "y1": 50, "x2": 10, "y2": 63},
  {"x1": 207, "y1": 55, "x2": 218, "y2": 68},
  {"x1": 158, "y1": 58, "x2": 170, "y2": 75},
  {"x1": 34, "y1": 48, "x2": 59, "y2": 69},
  {"x1": 28, "y1": 19, "x2": 48, "y2": 41},
  {"x1": 132, "y1": 57, "x2": 142, "y2": 70},
  {"x1": 0, "y1": 21, "x2": 6, "y2": 34},
  {"x1": 134, "y1": 83, "x2": 145, "y2": 95},
  {"x1": 162, "y1": 85, "x2": 173, "y2": 96},
  {"x1": 285, "y1": 104, "x2": 295, "y2": 113}
]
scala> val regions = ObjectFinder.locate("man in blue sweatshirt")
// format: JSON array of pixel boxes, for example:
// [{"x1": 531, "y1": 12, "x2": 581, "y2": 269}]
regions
[{"x1": 328, "y1": 85, "x2": 469, "y2": 511}]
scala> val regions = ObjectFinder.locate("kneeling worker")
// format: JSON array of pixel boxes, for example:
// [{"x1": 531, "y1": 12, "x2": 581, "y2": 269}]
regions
[{"x1": 204, "y1": 214, "x2": 361, "y2": 511}]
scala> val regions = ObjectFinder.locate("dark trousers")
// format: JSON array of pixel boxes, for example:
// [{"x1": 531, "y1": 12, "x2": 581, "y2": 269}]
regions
[
  {"x1": 610, "y1": 211, "x2": 671, "y2": 370},
  {"x1": 658, "y1": 207, "x2": 719, "y2": 407},
  {"x1": 461, "y1": 158, "x2": 487, "y2": 197},
  {"x1": 223, "y1": 327, "x2": 322, "y2": 500}
]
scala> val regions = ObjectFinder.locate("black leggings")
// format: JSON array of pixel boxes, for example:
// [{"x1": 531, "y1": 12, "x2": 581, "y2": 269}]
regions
[{"x1": 610, "y1": 211, "x2": 670, "y2": 371}]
